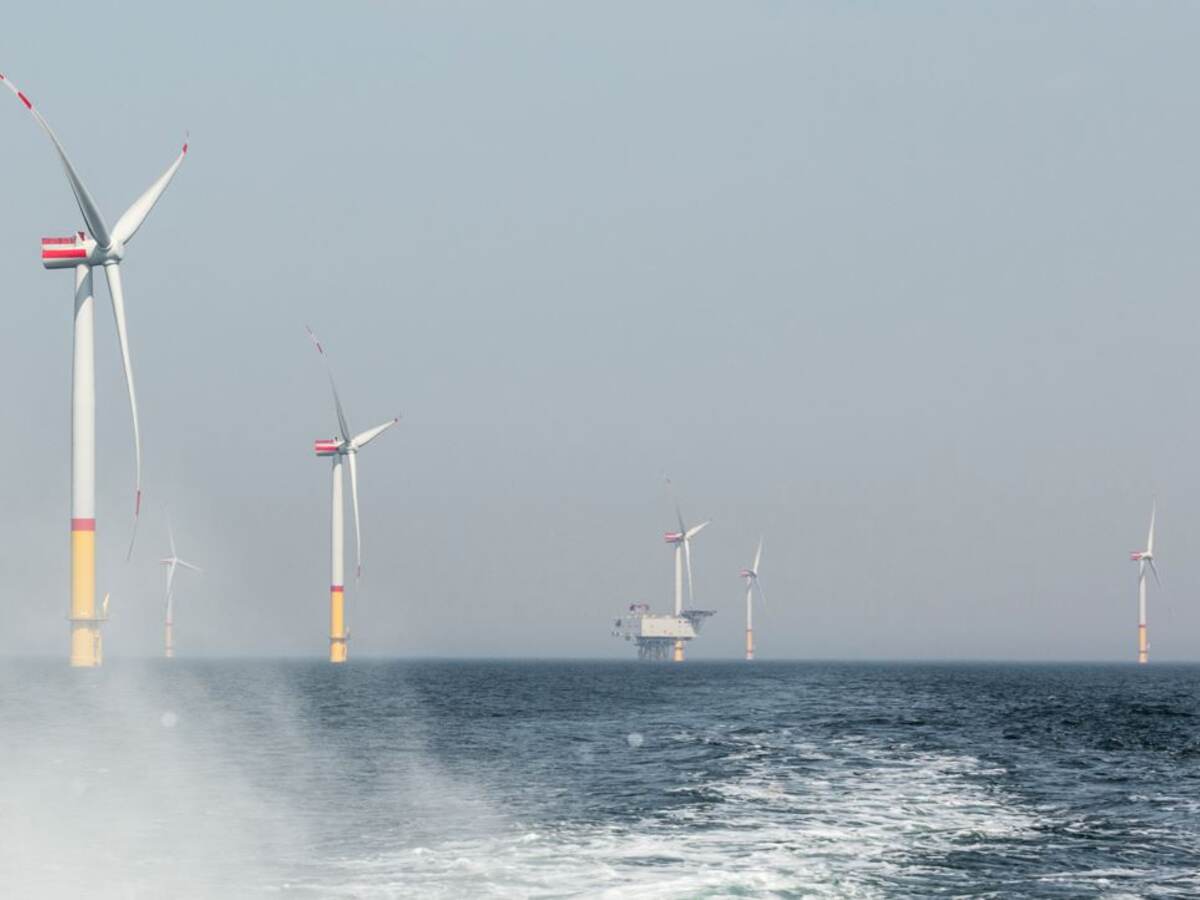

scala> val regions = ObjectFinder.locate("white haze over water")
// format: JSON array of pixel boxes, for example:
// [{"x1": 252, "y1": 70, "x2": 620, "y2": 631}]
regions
[
  {"x1": 3, "y1": 2, "x2": 1200, "y2": 662},
  {"x1": 0, "y1": 663, "x2": 502, "y2": 897},
  {"x1": 1, "y1": 665, "x2": 306, "y2": 895}
]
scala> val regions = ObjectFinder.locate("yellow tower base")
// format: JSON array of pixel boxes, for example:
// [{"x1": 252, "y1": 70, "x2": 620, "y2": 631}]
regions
[
  {"x1": 330, "y1": 586, "x2": 347, "y2": 663},
  {"x1": 1138, "y1": 624, "x2": 1147, "y2": 665},
  {"x1": 69, "y1": 520, "x2": 101, "y2": 668},
  {"x1": 746, "y1": 628, "x2": 754, "y2": 661},
  {"x1": 672, "y1": 639, "x2": 684, "y2": 662}
]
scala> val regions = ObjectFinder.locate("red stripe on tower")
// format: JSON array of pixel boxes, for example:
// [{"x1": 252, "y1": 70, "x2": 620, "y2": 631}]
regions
[
  {"x1": 71, "y1": 518, "x2": 96, "y2": 532},
  {"x1": 331, "y1": 585, "x2": 344, "y2": 593}
]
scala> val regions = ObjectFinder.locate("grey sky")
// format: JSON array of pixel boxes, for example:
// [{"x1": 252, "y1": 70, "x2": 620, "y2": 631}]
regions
[{"x1": 2, "y1": 2, "x2": 1198, "y2": 660}]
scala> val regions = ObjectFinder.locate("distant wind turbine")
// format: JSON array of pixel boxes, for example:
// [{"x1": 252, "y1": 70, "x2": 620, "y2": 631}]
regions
[
  {"x1": 160, "y1": 517, "x2": 201, "y2": 659},
  {"x1": 663, "y1": 486, "x2": 709, "y2": 663},
  {"x1": 308, "y1": 328, "x2": 399, "y2": 664},
  {"x1": 1129, "y1": 501, "x2": 1160, "y2": 665},
  {"x1": 740, "y1": 538, "x2": 765, "y2": 661}
]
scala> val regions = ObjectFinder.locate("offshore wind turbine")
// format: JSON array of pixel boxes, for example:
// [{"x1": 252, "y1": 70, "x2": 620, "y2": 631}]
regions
[
  {"x1": 1129, "y1": 501, "x2": 1160, "y2": 665},
  {"x1": 160, "y1": 517, "x2": 201, "y2": 659},
  {"x1": 663, "y1": 498, "x2": 709, "y2": 662},
  {"x1": 740, "y1": 538, "x2": 764, "y2": 661},
  {"x1": 308, "y1": 328, "x2": 398, "y2": 663},
  {"x1": 2, "y1": 72, "x2": 187, "y2": 666}
]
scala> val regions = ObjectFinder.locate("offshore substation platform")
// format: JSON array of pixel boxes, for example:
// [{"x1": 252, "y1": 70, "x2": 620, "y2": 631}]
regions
[{"x1": 612, "y1": 603, "x2": 715, "y2": 661}]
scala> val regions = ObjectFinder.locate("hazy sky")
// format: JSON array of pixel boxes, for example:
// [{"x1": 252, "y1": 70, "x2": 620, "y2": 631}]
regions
[{"x1": 2, "y1": 2, "x2": 1199, "y2": 660}]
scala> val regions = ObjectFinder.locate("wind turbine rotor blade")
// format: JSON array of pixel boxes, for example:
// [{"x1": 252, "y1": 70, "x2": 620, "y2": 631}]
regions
[
  {"x1": 176, "y1": 559, "x2": 202, "y2": 574},
  {"x1": 348, "y1": 451, "x2": 362, "y2": 583},
  {"x1": 1149, "y1": 559, "x2": 1162, "y2": 587},
  {"x1": 1148, "y1": 502, "x2": 1156, "y2": 556},
  {"x1": 1, "y1": 74, "x2": 113, "y2": 247},
  {"x1": 112, "y1": 137, "x2": 188, "y2": 245},
  {"x1": 165, "y1": 560, "x2": 177, "y2": 604},
  {"x1": 167, "y1": 514, "x2": 176, "y2": 558},
  {"x1": 104, "y1": 264, "x2": 142, "y2": 557},
  {"x1": 351, "y1": 418, "x2": 399, "y2": 450},
  {"x1": 675, "y1": 501, "x2": 686, "y2": 538},
  {"x1": 685, "y1": 520, "x2": 710, "y2": 540},
  {"x1": 753, "y1": 537, "x2": 763, "y2": 575},
  {"x1": 306, "y1": 326, "x2": 351, "y2": 442},
  {"x1": 683, "y1": 537, "x2": 695, "y2": 609}
]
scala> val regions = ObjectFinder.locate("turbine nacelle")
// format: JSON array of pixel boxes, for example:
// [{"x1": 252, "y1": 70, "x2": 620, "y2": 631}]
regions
[
  {"x1": 314, "y1": 438, "x2": 345, "y2": 457},
  {"x1": 1131, "y1": 550, "x2": 1151, "y2": 562},
  {"x1": 664, "y1": 522, "x2": 708, "y2": 545},
  {"x1": 40, "y1": 233, "x2": 124, "y2": 269}
]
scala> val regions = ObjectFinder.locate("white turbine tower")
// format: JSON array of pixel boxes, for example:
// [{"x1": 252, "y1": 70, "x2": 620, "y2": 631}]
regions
[
  {"x1": 160, "y1": 517, "x2": 201, "y2": 659},
  {"x1": 740, "y1": 538, "x2": 765, "y2": 661},
  {"x1": 663, "y1": 499, "x2": 709, "y2": 662},
  {"x1": 1129, "y1": 501, "x2": 1160, "y2": 665},
  {"x1": 2, "y1": 72, "x2": 187, "y2": 667},
  {"x1": 308, "y1": 328, "x2": 398, "y2": 664}
]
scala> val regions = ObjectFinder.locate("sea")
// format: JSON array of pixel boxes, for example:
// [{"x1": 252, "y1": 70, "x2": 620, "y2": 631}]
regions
[{"x1": 1, "y1": 660, "x2": 1198, "y2": 898}]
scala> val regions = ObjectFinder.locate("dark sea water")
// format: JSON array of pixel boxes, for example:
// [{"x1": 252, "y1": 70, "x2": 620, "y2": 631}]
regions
[{"x1": 2, "y1": 660, "x2": 1199, "y2": 898}]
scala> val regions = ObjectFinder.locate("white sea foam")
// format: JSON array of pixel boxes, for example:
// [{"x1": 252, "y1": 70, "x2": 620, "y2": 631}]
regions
[{"x1": 305, "y1": 728, "x2": 1041, "y2": 899}]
